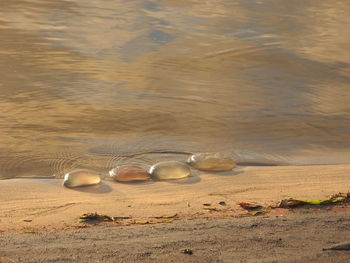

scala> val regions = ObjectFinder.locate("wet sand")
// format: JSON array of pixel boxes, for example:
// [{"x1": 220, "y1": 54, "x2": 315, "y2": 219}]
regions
[{"x1": 1, "y1": 164, "x2": 350, "y2": 262}]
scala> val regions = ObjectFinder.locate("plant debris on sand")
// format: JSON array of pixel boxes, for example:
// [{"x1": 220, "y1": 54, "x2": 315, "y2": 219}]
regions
[
  {"x1": 79, "y1": 213, "x2": 132, "y2": 223},
  {"x1": 238, "y1": 202, "x2": 263, "y2": 211},
  {"x1": 237, "y1": 192, "x2": 350, "y2": 216},
  {"x1": 79, "y1": 213, "x2": 114, "y2": 223},
  {"x1": 278, "y1": 192, "x2": 350, "y2": 208},
  {"x1": 79, "y1": 212, "x2": 179, "y2": 226}
]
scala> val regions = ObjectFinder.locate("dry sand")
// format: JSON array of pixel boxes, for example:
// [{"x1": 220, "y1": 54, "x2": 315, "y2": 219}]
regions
[{"x1": 1, "y1": 164, "x2": 350, "y2": 262}]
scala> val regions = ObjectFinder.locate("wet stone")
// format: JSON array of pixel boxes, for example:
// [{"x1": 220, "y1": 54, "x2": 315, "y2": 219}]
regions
[
  {"x1": 109, "y1": 165, "x2": 150, "y2": 182},
  {"x1": 149, "y1": 161, "x2": 191, "y2": 180},
  {"x1": 63, "y1": 169, "x2": 101, "y2": 188},
  {"x1": 187, "y1": 153, "x2": 236, "y2": 172}
]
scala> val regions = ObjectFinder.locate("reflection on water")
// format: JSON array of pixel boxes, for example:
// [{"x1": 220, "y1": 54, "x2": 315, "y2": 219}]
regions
[{"x1": 1, "y1": 0, "x2": 350, "y2": 179}]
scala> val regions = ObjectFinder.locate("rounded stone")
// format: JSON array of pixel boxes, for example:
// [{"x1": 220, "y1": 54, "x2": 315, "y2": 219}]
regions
[
  {"x1": 149, "y1": 161, "x2": 191, "y2": 180},
  {"x1": 109, "y1": 165, "x2": 150, "y2": 182},
  {"x1": 187, "y1": 153, "x2": 236, "y2": 172},
  {"x1": 63, "y1": 169, "x2": 101, "y2": 188}
]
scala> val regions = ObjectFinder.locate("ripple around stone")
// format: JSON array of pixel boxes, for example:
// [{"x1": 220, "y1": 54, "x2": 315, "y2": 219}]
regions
[
  {"x1": 109, "y1": 165, "x2": 150, "y2": 182},
  {"x1": 149, "y1": 161, "x2": 191, "y2": 180},
  {"x1": 187, "y1": 153, "x2": 236, "y2": 172},
  {"x1": 63, "y1": 169, "x2": 101, "y2": 188}
]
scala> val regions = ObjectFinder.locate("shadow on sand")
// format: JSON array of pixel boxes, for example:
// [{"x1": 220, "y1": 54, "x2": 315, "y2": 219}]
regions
[{"x1": 66, "y1": 181, "x2": 113, "y2": 194}]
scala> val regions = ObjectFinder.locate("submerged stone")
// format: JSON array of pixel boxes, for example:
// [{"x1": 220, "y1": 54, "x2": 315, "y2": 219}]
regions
[
  {"x1": 187, "y1": 153, "x2": 236, "y2": 171},
  {"x1": 109, "y1": 165, "x2": 150, "y2": 182},
  {"x1": 63, "y1": 169, "x2": 101, "y2": 188},
  {"x1": 149, "y1": 161, "x2": 191, "y2": 180}
]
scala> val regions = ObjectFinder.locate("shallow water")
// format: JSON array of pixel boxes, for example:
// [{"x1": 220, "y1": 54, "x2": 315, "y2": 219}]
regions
[{"x1": 1, "y1": 0, "x2": 350, "y2": 179}]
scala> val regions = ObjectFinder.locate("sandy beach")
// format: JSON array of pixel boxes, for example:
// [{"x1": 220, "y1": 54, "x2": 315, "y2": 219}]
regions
[
  {"x1": 2, "y1": 0, "x2": 350, "y2": 262},
  {"x1": 1, "y1": 164, "x2": 350, "y2": 262}
]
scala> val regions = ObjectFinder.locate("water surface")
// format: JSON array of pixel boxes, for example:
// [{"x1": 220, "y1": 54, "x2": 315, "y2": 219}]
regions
[{"x1": 1, "y1": 0, "x2": 350, "y2": 178}]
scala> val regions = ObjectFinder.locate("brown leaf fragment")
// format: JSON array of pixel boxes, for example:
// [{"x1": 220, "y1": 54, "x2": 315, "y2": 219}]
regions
[
  {"x1": 239, "y1": 202, "x2": 263, "y2": 211},
  {"x1": 79, "y1": 213, "x2": 113, "y2": 223},
  {"x1": 154, "y1": 214, "x2": 178, "y2": 219},
  {"x1": 279, "y1": 199, "x2": 305, "y2": 208}
]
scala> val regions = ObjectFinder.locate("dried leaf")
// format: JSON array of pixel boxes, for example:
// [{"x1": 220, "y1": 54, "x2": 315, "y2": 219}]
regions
[
  {"x1": 161, "y1": 220, "x2": 173, "y2": 223},
  {"x1": 238, "y1": 202, "x2": 250, "y2": 206},
  {"x1": 154, "y1": 214, "x2": 177, "y2": 219},
  {"x1": 249, "y1": 209, "x2": 270, "y2": 216},
  {"x1": 279, "y1": 196, "x2": 347, "y2": 208},
  {"x1": 79, "y1": 213, "x2": 113, "y2": 223},
  {"x1": 239, "y1": 202, "x2": 263, "y2": 211}
]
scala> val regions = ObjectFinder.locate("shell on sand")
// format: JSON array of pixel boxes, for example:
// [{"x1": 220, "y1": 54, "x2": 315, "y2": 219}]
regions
[
  {"x1": 63, "y1": 169, "x2": 101, "y2": 188},
  {"x1": 187, "y1": 153, "x2": 236, "y2": 172},
  {"x1": 109, "y1": 165, "x2": 150, "y2": 182},
  {"x1": 149, "y1": 161, "x2": 191, "y2": 180}
]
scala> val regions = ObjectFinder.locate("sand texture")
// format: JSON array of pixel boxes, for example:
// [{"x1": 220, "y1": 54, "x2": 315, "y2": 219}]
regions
[
  {"x1": 1, "y1": 212, "x2": 350, "y2": 263},
  {"x1": 0, "y1": 164, "x2": 350, "y2": 262}
]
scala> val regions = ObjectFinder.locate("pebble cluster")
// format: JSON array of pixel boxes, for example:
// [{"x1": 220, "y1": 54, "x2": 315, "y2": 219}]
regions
[{"x1": 63, "y1": 153, "x2": 236, "y2": 188}]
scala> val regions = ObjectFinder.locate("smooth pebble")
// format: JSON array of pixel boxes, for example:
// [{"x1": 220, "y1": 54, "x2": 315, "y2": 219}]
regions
[
  {"x1": 187, "y1": 153, "x2": 236, "y2": 171},
  {"x1": 63, "y1": 169, "x2": 101, "y2": 188},
  {"x1": 149, "y1": 161, "x2": 191, "y2": 180},
  {"x1": 109, "y1": 165, "x2": 150, "y2": 182}
]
